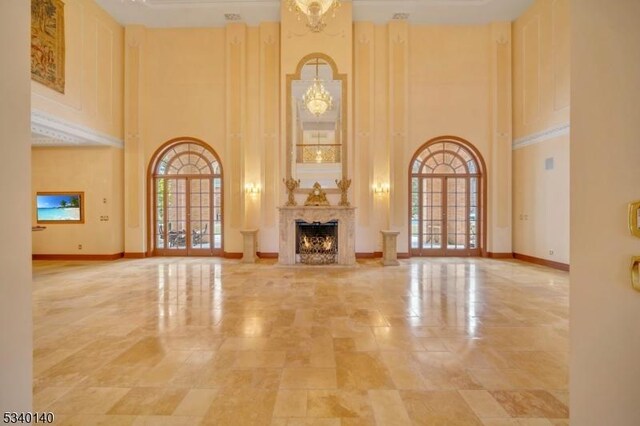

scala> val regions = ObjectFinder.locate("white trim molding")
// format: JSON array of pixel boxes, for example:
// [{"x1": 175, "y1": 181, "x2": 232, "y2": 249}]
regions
[
  {"x1": 512, "y1": 122, "x2": 570, "y2": 150},
  {"x1": 31, "y1": 110, "x2": 124, "y2": 148}
]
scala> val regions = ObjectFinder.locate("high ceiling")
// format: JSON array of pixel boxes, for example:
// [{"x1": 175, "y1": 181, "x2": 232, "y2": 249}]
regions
[{"x1": 96, "y1": 0, "x2": 534, "y2": 28}]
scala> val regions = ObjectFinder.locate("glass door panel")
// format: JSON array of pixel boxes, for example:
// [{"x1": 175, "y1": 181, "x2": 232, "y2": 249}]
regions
[
  {"x1": 411, "y1": 177, "x2": 419, "y2": 249},
  {"x1": 470, "y1": 177, "x2": 478, "y2": 249},
  {"x1": 189, "y1": 178, "x2": 212, "y2": 254},
  {"x1": 212, "y1": 177, "x2": 222, "y2": 250},
  {"x1": 421, "y1": 177, "x2": 443, "y2": 251},
  {"x1": 155, "y1": 178, "x2": 165, "y2": 249},
  {"x1": 166, "y1": 178, "x2": 187, "y2": 252},
  {"x1": 446, "y1": 177, "x2": 468, "y2": 253}
]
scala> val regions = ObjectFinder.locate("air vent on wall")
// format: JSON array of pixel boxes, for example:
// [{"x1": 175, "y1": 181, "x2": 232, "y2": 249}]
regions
[
  {"x1": 224, "y1": 13, "x2": 242, "y2": 21},
  {"x1": 545, "y1": 157, "x2": 555, "y2": 170},
  {"x1": 392, "y1": 13, "x2": 410, "y2": 20}
]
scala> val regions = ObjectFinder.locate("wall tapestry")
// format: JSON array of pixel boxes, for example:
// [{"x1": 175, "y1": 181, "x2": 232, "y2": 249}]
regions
[{"x1": 31, "y1": 0, "x2": 65, "y2": 93}]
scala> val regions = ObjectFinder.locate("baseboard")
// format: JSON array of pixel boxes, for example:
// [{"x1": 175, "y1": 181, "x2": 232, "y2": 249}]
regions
[
  {"x1": 397, "y1": 252, "x2": 410, "y2": 259},
  {"x1": 32, "y1": 253, "x2": 124, "y2": 261},
  {"x1": 513, "y1": 252, "x2": 570, "y2": 272},
  {"x1": 123, "y1": 252, "x2": 146, "y2": 259},
  {"x1": 487, "y1": 252, "x2": 514, "y2": 259},
  {"x1": 257, "y1": 252, "x2": 278, "y2": 259},
  {"x1": 224, "y1": 252, "x2": 243, "y2": 259},
  {"x1": 356, "y1": 252, "x2": 383, "y2": 259}
]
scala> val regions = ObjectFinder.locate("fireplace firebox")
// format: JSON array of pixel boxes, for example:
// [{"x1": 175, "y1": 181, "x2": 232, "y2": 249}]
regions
[{"x1": 295, "y1": 220, "x2": 338, "y2": 264}]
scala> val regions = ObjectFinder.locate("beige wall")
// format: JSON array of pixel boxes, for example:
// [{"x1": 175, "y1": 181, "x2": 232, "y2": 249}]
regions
[
  {"x1": 32, "y1": 147, "x2": 124, "y2": 255},
  {"x1": 120, "y1": 16, "x2": 513, "y2": 256},
  {"x1": 0, "y1": 0, "x2": 32, "y2": 411},
  {"x1": 513, "y1": 135, "x2": 569, "y2": 262},
  {"x1": 512, "y1": 0, "x2": 570, "y2": 264},
  {"x1": 31, "y1": 0, "x2": 124, "y2": 139},
  {"x1": 571, "y1": 0, "x2": 640, "y2": 423},
  {"x1": 123, "y1": 25, "x2": 277, "y2": 254},
  {"x1": 351, "y1": 22, "x2": 512, "y2": 254},
  {"x1": 31, "y1": 0, "x2": 125, "y2": 256}
]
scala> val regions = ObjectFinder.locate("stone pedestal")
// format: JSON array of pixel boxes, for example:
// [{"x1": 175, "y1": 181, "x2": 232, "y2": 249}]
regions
[
  {"x1": 240, "y1": 229, "x2": 258, "y2": 263},
  {"x1": 381, "y1": 230, "x2": 400, "y2": 266}
]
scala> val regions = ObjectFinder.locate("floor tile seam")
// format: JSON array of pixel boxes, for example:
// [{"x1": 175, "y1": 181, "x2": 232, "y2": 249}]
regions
[{"x1": 33, "y1": 386, "x2": 76, "y2": 412}]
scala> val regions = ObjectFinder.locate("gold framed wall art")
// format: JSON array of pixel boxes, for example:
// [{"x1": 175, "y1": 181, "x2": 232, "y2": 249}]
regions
[{"x1": 31, "y1": 0, "x2": 65, "y2": 93}]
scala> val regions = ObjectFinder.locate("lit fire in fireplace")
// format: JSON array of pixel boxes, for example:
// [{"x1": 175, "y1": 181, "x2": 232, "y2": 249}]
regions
[
  {"x1": 299, "y1": 234, "x2": 337, "y2": 264},
  {"x1": 302, "y1": 235, "x2": 334, "y2": 251}
]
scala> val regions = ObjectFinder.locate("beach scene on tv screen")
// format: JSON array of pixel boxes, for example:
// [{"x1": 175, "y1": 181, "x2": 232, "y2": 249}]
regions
[{"x1": 37, "y1": 194, "x2": 81, "y2": 221}]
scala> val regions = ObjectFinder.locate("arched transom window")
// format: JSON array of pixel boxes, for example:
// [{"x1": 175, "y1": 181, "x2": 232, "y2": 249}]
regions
[
  {"x1": 151, "y1": 140, "x2": 223, "y2": 256},
  {"x1": 410, "y1": 138, "x2": 484, "y2": 256}
]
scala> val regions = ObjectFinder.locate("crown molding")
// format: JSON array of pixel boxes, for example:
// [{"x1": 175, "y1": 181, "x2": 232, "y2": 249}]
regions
[
  {"x1": 31, "y1": 110, "x2": 124, "y2": 148},
  {"x1": 512, "y1": 122, "x2": 570, "y2": 150}
]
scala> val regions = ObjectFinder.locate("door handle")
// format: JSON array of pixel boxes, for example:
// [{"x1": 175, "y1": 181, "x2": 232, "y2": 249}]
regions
[{"x1": 631, "y1": 256, "x2": 640, "y2": 292}]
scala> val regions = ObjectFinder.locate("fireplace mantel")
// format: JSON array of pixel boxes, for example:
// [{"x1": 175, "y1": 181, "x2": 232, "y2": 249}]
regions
[{"x1": 278, "y1": 206, "x2": 356, "y2": 266}]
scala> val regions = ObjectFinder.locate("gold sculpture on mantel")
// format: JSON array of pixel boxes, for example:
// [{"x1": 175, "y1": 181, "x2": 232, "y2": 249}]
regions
[
  {"x1": 336, "y1": 178, "x2": 351, "y2": 207},
  {"x1": 283, "y1": 177, "x2": 300, "y2": 206},
  {"x1": 304, "y1": 182, "x2": 330, "y2": 206}
]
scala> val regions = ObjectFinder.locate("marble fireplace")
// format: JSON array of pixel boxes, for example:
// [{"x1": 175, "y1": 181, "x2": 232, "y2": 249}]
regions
[{"x1": 278, "y1": 206, "x2": 356, "y2": 266}]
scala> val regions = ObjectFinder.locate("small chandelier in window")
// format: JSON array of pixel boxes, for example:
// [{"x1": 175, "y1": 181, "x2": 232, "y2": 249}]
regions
[
  {"x1": 288, "y1": 0, "x2": 341, "y2": 33},
  {"x1": 303, "y1": 79, "x2": 332, "y2": 116},
  {"x1": 303, "y1": 59, "x2": 333, "y2": 117}
]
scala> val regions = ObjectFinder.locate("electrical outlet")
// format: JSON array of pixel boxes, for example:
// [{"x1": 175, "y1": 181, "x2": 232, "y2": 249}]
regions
[
  {"x1": 78, "y1": 244, "x2": 82, "y2": 250},
  {"x1": 549, "y1": 249, "x2": 554, "y2": 255}
]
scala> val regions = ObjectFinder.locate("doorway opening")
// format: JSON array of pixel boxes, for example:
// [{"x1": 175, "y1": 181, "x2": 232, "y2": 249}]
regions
[
  {"x1": 149, "y1": 138, "x2": 223, "y2": 256},
  {"x1": 409, "y1": 136, "x2": 485, "y2": 256}
]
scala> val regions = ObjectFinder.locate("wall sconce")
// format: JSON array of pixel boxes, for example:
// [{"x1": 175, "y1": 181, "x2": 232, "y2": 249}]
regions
[
  {"x1": 373, "y1": 183, "x2": 390, "y2": 195},
  {"x1": 245, "y1": 183, "x2": 261, "y2": 194}
]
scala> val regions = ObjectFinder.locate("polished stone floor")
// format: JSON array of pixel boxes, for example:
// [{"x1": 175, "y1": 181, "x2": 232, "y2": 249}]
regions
[{"x1": 32, "y1": 257, "x2": 569, "y2": 425}]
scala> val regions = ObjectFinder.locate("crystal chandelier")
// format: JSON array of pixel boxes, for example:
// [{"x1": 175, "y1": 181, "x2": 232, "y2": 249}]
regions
[
  {"x1": 303, "y1": 78, "x2": 333, "y2": 116},
  {"x1": 288, "y1": 0, "x2": 341, "y2": 33},
  {"x1": 303, "y1": 59, "x2": 333, "y2": 117}
]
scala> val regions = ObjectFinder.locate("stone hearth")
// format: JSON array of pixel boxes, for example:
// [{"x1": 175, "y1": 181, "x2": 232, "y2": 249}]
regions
[{"x1": 278, "y1": 206, "x2": 356, "y2": 266}]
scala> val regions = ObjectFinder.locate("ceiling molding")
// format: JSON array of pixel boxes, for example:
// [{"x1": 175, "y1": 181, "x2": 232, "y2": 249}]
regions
[
  {"x1": 96, "y1": 0, "x2": 534, "y2": 28},
  {"x1": 145, "y1": 0, "x2": 279, "y2": 6},
  {"x1": 31, "y1": 110, "x2": 124, "y2": 148},
  {"x1": 512, "y1": 123, "x2": 570, "y2": 150}
]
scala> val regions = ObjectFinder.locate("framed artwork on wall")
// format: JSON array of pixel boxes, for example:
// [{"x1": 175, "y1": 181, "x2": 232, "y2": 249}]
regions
[
  {"x1": 31, "y1": 0, "x2": 66, "y2": 93},
  {"x1": 36, "y1": 192, "x2": 84, "y2": 224}
]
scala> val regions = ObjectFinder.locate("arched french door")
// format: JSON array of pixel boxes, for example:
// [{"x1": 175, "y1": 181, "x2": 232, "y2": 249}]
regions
[
  {"x1": 409, "y1": 136, "x2": 485, "y2": 256},
  {"x1": 149, "y1": 138, "x2": 223, "y2": 256}
]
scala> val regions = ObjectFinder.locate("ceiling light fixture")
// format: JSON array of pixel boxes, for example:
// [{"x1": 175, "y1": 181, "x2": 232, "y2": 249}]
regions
[
  {"x1": 392, "y1": 13, "x2": 410, "y2": 20},
  {"x1": 224, "y1": 13, "x2": 242, "y2": 21},
  {"x1": 288, "y1": 0, "x2": 341, "y2": 33},
  {"x1": 302, "y1": 59, "x2": 333, "y2": 117}
]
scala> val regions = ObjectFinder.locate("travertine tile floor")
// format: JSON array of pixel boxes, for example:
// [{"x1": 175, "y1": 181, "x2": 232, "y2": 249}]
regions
[{"x1": 32, "y1": 257, "x2": 569, "y2": 425}]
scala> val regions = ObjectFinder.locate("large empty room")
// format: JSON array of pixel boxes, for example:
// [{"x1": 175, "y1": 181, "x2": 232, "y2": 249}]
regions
[{"x1": 1, "y1": 0, "x2": 640, "y2": 424}]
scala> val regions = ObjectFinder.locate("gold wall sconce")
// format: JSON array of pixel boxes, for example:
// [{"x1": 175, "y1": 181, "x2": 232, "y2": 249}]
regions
[
  {"x1": 373, "y1": 183, "x2": 390, "y2": 195},
  {"x1": 628, "y1": 200, "x2": 640, "y2": 237},
  {"x1": 631, "y1": 256, "x2": 640, "y2": 292},
  {"x1": 245, "y1": 183, "x2": 261, "y2": 194}
]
